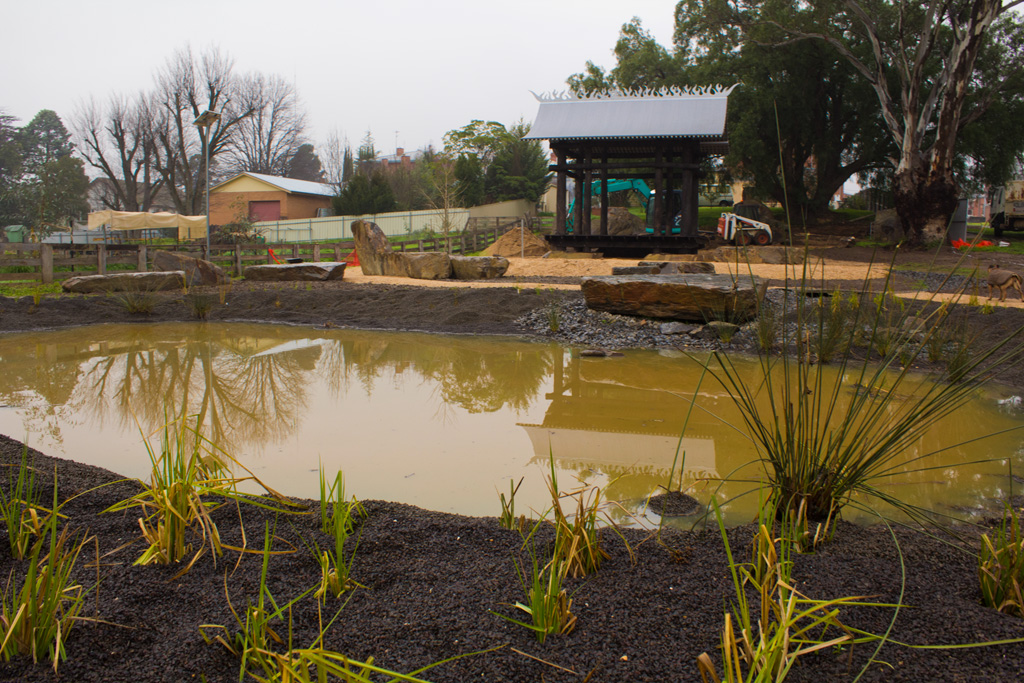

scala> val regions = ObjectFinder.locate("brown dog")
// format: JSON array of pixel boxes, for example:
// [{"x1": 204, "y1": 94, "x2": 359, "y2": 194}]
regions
[{"x1": 987, "y1": 264, "x2": 1024, "y2": 302}]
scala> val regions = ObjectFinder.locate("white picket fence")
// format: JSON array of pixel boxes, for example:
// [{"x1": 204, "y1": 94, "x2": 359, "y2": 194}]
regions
[{"x1": 255, "y1": 209, "x2": 471, "y2": 243}]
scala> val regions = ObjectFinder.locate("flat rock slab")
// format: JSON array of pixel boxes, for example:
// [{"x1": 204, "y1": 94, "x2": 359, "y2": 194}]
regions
[
  {"x1": 62, "y1": 271, "x2": 185, "y2": 293},
  {"x1": 450, "y1": 255, "x2": 509, "y2": 279},
  {"x1": 244, "y1": 262, "x2": 347, "y2": 281},
  {"x1": 581, "y1": 274, "x2": 767, "y2": 322},
  {"x1": 153, "y1": 250, "x2": 229, "y2": 285}
]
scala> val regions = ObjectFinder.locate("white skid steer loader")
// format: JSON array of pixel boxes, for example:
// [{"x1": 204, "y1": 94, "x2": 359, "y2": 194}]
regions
[{"x1": 716, "y1": 213, "x2": 773, "y2": 246}]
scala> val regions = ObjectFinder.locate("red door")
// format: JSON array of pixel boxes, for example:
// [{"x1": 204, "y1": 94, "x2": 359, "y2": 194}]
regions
[{"x1": 248, "y1": 201, "x2": 281, "y2": 222}]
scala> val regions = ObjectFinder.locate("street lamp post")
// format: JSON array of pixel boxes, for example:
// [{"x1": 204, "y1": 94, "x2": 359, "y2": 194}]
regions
[{"x1": 193, "y1": 110, "x2": 222, "y2": 260}]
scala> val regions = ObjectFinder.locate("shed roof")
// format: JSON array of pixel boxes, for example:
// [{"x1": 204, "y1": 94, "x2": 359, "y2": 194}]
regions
[
  {"x1": 525, "y1": 86, "x2": 736, "y2": 142},
  {"x1": 212, "y1": 172, "x2": 335, "y2": 197}
]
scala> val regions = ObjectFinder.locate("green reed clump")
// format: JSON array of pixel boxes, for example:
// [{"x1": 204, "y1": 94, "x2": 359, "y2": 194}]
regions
[
  {"x1": 106, "y1": 419, "x2": 297, "y2": 573},
  {"x1": 494, "y1": 540, "x2": 577, "y2": 644},
  {"x1": 706, "y1": 246, "x2": 1024, "y2": 549},
  {"x1": 311, "y1": 468, "x2": 366, "y2": 600},
  {"x1": 979, "y1": 505, "x2": 1024, "y2": 617},
  {"x1": 0, "y1": 477, "x2": 89, "y2": 672},
  {"x1": 0, "y1": 448, "x2": 51, "y2": 560},
  {"x1": 810, "y1": 289, "x2": 856, "y2": 363}
]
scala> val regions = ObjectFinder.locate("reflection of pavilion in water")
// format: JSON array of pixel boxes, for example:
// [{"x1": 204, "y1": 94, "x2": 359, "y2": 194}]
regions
[{"x1": 519, "y1": 352, "x2": 752, "y2": 497}]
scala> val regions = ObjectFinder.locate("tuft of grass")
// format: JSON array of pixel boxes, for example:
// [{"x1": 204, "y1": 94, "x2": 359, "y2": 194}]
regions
[
  {"x1": 105, "y1": 419, "x2": 298, "y2": 573},
  {"x1": 183, "y1": 292, "x2": 215, "y2": 320},
  {"x1": 979, "y1": 504, "x2": 1024, "y2": 617},
  {"x1": 0, "y1": 474, "x2": 89, "y2": 672},
  {"x1": 545, "y1": 462, "x2": 610, "y2": 578},
  {"x1": 112, "y1": 286, "x2": 158, "y2": 315},
  {"x1": 494, "y1": 543, "x2": 577, "y2": 644},
  {"x1": 546, "y1": 304, "x2": 561, "y2": 332},
  {"x1": 498, "y1": 477, "x2": 527, "y2": 532},
  {"x1": 311, "y1": 468, "x2": 366, "y2": 600}
]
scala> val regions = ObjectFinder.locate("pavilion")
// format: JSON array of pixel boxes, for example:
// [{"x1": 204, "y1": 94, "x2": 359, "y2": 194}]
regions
[{"x1": 525, "y1": 85, "x2": 735, "y2": 255}]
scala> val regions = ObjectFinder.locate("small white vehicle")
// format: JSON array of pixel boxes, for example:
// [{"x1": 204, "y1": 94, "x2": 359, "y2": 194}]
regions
[
  {"x1": 991, "y1": 180, "x2": 1024, "y2": 236},
  {"x1": 716, "y1": 212, "x2": 773, "y2": 245}
]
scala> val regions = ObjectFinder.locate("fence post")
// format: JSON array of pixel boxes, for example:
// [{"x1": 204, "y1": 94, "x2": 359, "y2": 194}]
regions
[
  {"x1": 291, "y1": 244, "x2": 299, "y2": 259},
  {"x1": 472, "y1": 230, "x2": 478, "y2": 252},
  {"x1": 235, "y1": 248, "x2": 243, "y2": 277},
  {"x1": 137, "y1": 245, "x2": 147, "y2": 272},
  {"x1": 459, "y1": 233, "x2": 466, "y2": 254},
  {"x1": 40, "y1": 244, "x2": 53, "y2": 284},
  {"x1": 312, "y1": 244, "x2": 321, "y2": 262},
  {"x1": 417, "y1": 239, "x2": 423, "y2": 252},
  {"x1": 333, "y1": 245, "x2": 341, "y2": 261},
  {"x1": 97, "y1": 245, "x2": 107, "y2": 275}
]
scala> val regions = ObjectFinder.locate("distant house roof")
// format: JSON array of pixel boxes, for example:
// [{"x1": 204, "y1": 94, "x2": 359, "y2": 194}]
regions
[
  {"x1": 212, "y1": 172, "x2": 335, "y2": 197},
  {"x1": 525, "y1": 86, "x2": 736, "y2": 149}
]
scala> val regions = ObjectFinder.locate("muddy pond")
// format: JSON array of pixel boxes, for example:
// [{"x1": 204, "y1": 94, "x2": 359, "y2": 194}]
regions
[{"x1": 1, "y1": 322, "x2": 1022, "y2": 527}]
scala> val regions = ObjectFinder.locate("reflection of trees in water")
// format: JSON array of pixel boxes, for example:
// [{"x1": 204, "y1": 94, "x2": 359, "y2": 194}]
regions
[
  {"x1": 335, "y1": 334, "x2": 554, "y2": 414},
  {"x1": 74, "y1": 329, "x2": 316, "y2": 453}
]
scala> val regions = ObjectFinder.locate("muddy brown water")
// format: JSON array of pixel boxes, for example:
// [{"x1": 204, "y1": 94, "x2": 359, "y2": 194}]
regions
[{"x1": 1, "y1": 322, "x2": 1022, "y2": 527}]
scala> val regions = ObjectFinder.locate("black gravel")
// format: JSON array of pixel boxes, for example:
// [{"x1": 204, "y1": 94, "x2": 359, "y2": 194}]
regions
[{"x1": 1, "y1": 435, "x2": 1023, "y2": 682}]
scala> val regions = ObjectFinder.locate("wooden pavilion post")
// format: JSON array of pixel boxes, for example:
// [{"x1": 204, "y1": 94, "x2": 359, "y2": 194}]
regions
[
  {"x1": 573, "y1": 162, "x2": 584, "y2": 241},
  {"x1": 679, "y1": 142, "x2": 699, "y2": 238},
  {"x1": 599, "y1": 150, "x2": 609, "y2": 236},
  {"x1": 555, "y1": 148, "x2": 567, "y2": 235},
  {"x1": 654, "y1": 146, "x2": 665, "y2": 236},
  {"x1": 582, "y1": 149, "x2": 593, "y2": 236}
]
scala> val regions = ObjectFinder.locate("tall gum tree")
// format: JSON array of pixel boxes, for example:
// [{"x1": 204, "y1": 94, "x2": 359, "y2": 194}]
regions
[{"x1": 760, "y1": 0, "x2": 1024, "y2": 243}]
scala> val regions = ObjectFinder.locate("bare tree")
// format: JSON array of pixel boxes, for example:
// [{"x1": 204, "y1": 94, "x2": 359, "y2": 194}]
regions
[
  {"x1": 320, "y1": 128, "x2": 350, "y2": 193},
  {"x1": 422, "y1": 154, "x2": 463, "y2": 254},
  {"x1": 226, "y1": 73, "x2": 307, "y2": 176},
  {"x1": 152, "y1": 46, "x2": 253, "y2": 215},
  {"x1": 73, "y1": 93, "x2": 165, "y2": 211}
]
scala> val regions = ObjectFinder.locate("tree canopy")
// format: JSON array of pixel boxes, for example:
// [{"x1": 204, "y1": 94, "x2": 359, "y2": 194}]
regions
[
  {"x1": 1, "y1": 109, "x2": 88, "y2": 232},
  {"x1": 442, "y1": 120, "x2": 550, "y2": 206},
  {"x1": 569, "y1": 3, "x2": 1024, "y2": 237}
]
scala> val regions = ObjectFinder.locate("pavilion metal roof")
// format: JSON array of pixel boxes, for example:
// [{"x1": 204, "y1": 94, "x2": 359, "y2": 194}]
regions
[{"x1": 524, "y1": 86, "x2": 736, "y2": 142}]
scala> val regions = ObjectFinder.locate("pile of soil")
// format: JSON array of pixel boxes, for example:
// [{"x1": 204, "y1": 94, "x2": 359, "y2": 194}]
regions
[
  {"x1": 481, "y1": 229, "x2": 552, "y2": 258},
  {"x1": 1, "y1": 434, "x2": 1023, "y2": 683}
]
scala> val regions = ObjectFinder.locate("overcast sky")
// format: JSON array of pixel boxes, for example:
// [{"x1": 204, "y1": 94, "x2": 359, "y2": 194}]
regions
[{"x1": 2, "y1": 0, "x2": 678, "y2": 156}]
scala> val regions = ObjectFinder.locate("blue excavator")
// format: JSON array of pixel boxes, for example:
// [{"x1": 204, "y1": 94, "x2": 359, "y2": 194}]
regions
[
  {"x1": 565, "y1": 178, "x2": 772, "y2": 245},
  {"x1": 564, "y1": 179, "x2": 672, "y2": 234}
]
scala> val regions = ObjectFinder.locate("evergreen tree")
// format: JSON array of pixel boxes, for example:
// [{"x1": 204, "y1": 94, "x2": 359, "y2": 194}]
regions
[{"x1": 286, "y1": 143, "x2": 324, "y2": 181}]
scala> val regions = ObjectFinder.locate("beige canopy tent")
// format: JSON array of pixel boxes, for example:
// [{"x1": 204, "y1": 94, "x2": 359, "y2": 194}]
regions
[{"x1": 87, "y1": 211, "x2": 207, "y2": 240}]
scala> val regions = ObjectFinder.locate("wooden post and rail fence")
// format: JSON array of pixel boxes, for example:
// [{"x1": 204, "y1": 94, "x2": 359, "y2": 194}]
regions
[{"x1": 0, "y1": 223, "x2": 524, "y2": 285}]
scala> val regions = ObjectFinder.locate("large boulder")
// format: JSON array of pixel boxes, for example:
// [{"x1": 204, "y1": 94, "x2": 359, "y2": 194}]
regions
[
  {"x1": 152, "y1": 250, "x2": 229, "y2": 286},
  {"x1": 62, "y1": 271, "x2": 185, "y2": 293},
  {"x1": 351, "y1": 219, "x2": 433, "y2": 277},
  {"x1": 450, "y1": 255, "x2": 509, "y2": 279},
  {"x1": 581, "y1": 274, "x2": 768, "y2": 322},
  {"x1": 352, "y1": 220, "x2": 398, "y2": 276},
  {"x1": 404, "y1": 252, "x2": 452, "y2": 280},
  {"x1": 243, "y1": 262, "x2": 347, "y2": 281}
]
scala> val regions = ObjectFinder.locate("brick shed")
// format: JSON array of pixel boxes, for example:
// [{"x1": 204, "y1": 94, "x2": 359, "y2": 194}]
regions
[{"x1": 209, "y1": 172, "x2": 335, "y2": 226}]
